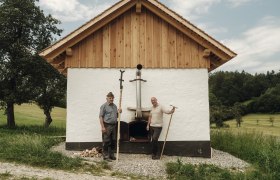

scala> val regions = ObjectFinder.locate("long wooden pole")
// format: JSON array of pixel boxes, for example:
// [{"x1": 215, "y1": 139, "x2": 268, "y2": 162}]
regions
[
  {"x1": 116, "y1": 70, "x2": 125, "y2": 162},
  {"x1": 160, "y1": 106, "x2": 177, "y2": 160}
]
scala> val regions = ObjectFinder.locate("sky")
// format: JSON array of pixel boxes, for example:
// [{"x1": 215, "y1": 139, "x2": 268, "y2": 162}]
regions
[{"x1": 38, "y1": 0, "x2": 280, "y2": 74}]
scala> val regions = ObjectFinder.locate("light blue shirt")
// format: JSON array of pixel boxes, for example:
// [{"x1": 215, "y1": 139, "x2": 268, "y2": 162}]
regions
[{"x1": 99, "y1": 102, "x2": 118, "y2": 124}]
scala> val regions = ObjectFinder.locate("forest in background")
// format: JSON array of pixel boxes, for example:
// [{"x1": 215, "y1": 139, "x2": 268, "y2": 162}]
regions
[{"x1": 209, "y1": 70, "x2": 280, "y2": 127}]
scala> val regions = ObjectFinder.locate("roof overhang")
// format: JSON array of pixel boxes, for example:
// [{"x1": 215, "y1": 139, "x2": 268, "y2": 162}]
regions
[{"x1": 39, "y1": 0, "x2": 236, "y2": 73}]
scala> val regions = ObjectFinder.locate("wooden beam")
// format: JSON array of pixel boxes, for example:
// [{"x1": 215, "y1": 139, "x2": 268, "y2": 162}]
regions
[
  {"x1": 146, "y1": 0, "x2": 236, "y2": 58},
  {"x1": 41, "y1": 0, "x2": 137, "y2": 60},
  {"x1": 48, "y1": 52, "x2": 66, "y2": 63},
  {"x1": 52, "y1": 61, "x2": 64, "y2": 69},
  {"x1": 58, "y1": 68, "x2": 67, "y2": 76},
  {"x1": 136, "y1": 2, "x2": 142, "y2": 14},
  {"x1": 51, "y1": 57, "x2": 65, "y2": 64},
  {"x1": 209, "y1": 55, "x2": 223, "y2": 69},
  {"x1": 66, "y1": 48, "x2": 73, "y2": 56},
  {"x1": 203, "y1": 49, "x2": 211, "y2": 57},
  {"x1": 141, "y1": 1, "x2": 234, "y2": 61}
]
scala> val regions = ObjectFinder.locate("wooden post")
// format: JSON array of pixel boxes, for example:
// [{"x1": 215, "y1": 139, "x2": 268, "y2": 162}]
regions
[
  {"x1": 116, "y1": 70, "x2": 125, "y2": 162},
  {"x1": 160, "y1": 105, "x2": 177, "y2": 160}
]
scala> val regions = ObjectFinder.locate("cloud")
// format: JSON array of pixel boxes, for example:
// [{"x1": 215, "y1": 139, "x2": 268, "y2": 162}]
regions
[
  {"x1": 196, "y1": 22, "x2": 228, "y2": 37},
  {"x1": 165, "y1": 0, "x2": 221, "y2": 20},
  {"x1": 227, "y1": 0, "x2": 254, "y2": 7},
  {"x1": 164, "y1": 0, "x2": 254, "y2": 20},
  {"x1": 39, "y1": 0, "x2": 113, "y2": 22},
  {"x1": 216, "y1": 16, "x2": 280, "y2": 73}
]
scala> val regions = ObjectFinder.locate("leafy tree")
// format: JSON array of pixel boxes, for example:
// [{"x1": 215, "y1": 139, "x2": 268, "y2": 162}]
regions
[
  {"x1": 210, "y1": 106, "x2": 225, "y2": 128},
  {"x1": 233, "y1": 103, "x2": 243, "y2": 127},
  {"x1": 209, "y1": 71, "x2": 255, "y2": 106},
  {"x1": 269, "y1": 117, "x2": 274, "y2": 127},
  {"x1": 209, "y1": 92, "x2": 222, "y2": 107},
  {"x1": 247, "y1": 84, "x2": 280, "y2": 113},
  {"x1": 32, "y1": 56, "x2": 66, "y2": 127},
  {"x1": 0, "y1": 0, "x2": 62, "y2": 127}
]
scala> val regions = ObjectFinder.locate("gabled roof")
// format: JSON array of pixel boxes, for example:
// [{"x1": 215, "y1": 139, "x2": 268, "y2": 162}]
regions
[{"x1": 39, "y1": 0, "x2": 236, "y2": 71}]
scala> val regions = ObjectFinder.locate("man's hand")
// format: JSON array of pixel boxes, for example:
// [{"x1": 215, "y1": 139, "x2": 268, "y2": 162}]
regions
[
  {"x1": 118, "y1": 108, "x2": 122, "y2": 113},
  {"x1": 101, "y1": 127, "x2": 106, "y2": 133},
  {"x1": 146, "y1": 125, "x2": 149, "y2": 131}
]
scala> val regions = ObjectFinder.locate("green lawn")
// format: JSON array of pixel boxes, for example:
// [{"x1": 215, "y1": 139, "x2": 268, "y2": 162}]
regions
[
  {"x1": 224, "y1": 113, "x2": 280, "y2": 137},
  {"x1": 0, "y1": 103, "x2": 66, "y2": 128}
]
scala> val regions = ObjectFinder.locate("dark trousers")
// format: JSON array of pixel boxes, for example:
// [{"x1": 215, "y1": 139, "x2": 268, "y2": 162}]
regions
[
  {"x1": 150, "y1": 126, "x2": 162, "y2": 156},
  {"x1": 102, "y1": 123, "x2": 116, "y2": 157}
]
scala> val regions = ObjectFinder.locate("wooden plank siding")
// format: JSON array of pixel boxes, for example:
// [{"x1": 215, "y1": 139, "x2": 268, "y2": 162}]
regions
[{"x1": 65, "y1": 7, "x2": 210, "y2": 69}]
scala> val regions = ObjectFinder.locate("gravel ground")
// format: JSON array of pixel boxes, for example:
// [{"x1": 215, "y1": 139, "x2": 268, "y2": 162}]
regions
[
  {"x1": 0, "y1": 161, "x2": 118, "y2": 180},
  {"x1": 0, "y1": 143, "x2": 250, "y2": 179},
  {"x1": 52, "y1": 142, "x2": 250, "y2": 178}
]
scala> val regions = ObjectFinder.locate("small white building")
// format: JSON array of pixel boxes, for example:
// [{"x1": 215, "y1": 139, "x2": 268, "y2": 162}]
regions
[{"x1": 40, "y1": 0, "x2": 236, "y2": 157}]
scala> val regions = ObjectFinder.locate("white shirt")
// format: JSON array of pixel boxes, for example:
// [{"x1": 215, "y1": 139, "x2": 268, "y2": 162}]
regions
[{"x1": 150, "y1": 104, "x2": 169, "y2": 127}]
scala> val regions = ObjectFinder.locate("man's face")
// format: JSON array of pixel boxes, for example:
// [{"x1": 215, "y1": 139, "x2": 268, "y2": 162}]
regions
[
  {"x1": 151, "y1": 98, "x2": 158, "y2": 107},
  {"x1": 107, "y1": 96, "x2": 114, "y2": 104}
]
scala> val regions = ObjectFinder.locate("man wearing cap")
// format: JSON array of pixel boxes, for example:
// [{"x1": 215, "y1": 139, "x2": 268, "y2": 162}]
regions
[
  {"x1": 99, "y1": 92, "x2": 121, "y2": 161},
  {"x1": 146, "y1": 97, "x2": 175, "y2": 159}
]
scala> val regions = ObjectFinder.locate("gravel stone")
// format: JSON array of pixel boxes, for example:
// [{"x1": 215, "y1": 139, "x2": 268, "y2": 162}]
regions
[
  {"x1": 0, "y1": 161, "x2": 117, "y2": 180},
  {"x1": 52, "y1": 142, "x2": 250, "y2": 178},
  {"x1": 0, "y1": 143, "x2": 250, "y2": 179}
]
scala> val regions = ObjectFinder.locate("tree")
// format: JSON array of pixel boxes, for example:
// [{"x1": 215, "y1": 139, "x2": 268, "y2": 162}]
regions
[
  {"x1": 269, "y1": 117, "x2": 274, "y2": 127},
  {"x1": 233, "y1": 103, "x2": 243, "y2": 127},
  {"x1": 33, "y1": 57, "x2": 66, "y2": 127},
  {"x1": 0, "y1": 0, "x2": 62, "y2": 128},
  {"x1": 247, "y1": 84, "x2": 280, "y2": 113}
]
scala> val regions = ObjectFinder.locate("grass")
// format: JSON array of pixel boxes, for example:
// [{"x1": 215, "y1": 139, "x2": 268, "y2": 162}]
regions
[
  {"x1": 0, "y1": 172, "x2": 12, "y2": 180},
  {"x1": 223, "y1": 113, "x2": 280, "y2": 137},
  {"x1": 0, "y1": 125, "x2": 115, "y2": 177},
  {"x1": 167, "y1": 113, "x2": 280, "y2": 179},
  {"x1": 0, "y1": 127, "x2": 82, "y2": 170},
  {"x1": 167, "y1": 131, "x2": 280, "y2": 179},
  {"x1": 2, "y1": 104, "x2": 280, "y2": 179},
  {"x1": 211, "y1": 130, "x2": 280, "y2": 179},
  {"x1": 111, "y1": 171, "x2": 155, "y2": 180},
  {"x1": 0, "y1": 103, "x2": 66, "y2": 128},
  {"x1": 166, "y1": 159, "x2": 248, "y2": 180},
  {"x1": 0, "y1": 104, "x2": 114, "y2": 176}
]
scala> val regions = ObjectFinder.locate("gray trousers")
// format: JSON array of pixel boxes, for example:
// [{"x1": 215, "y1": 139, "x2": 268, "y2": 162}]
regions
[
  {"x1": 150, "y1": 126, "x2": 162, "y2": 156},
  {"x1": 102, "y1": 123, "x2": 116, "y2": 157}
]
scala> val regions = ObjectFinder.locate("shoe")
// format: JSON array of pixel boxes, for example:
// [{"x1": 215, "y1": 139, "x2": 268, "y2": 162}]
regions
[
  {"x1": 103, "y1": 157, "x2": 112, "y2": 162},
  {"x1": 152, "y1": 155, "x2": 159, "y2": 160},
  {"x1": 109, "y1": 154, "x2": 116, "y2": 160},
  {"x1": 103, "y1": 155, "x2": 112, "y2": 161}
]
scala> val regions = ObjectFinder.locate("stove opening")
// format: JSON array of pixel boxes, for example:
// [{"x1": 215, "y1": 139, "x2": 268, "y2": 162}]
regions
[{"x1": 129, "y1": 120, "x2": 150, "y2": 142}]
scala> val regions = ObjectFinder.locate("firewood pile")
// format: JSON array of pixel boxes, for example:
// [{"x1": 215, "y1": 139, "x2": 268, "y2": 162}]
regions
[{"x1": 74, "y1": 147, "x2": 103, "y2": 158}]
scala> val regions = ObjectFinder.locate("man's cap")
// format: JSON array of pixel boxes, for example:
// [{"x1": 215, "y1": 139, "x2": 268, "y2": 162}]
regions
[{"x1": 107, "y1": 92, "x2": 114, "y2": 97}]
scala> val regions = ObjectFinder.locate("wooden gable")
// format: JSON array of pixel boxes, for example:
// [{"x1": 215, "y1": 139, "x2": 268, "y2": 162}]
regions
[{"x1": 40, "y1": 0, "x2": 236, "y2": 75}]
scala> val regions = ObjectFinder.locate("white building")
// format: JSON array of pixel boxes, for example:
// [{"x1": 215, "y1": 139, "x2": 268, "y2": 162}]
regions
[{"x1": 40, "y1": 0, "x2": 236, "y2": 157}]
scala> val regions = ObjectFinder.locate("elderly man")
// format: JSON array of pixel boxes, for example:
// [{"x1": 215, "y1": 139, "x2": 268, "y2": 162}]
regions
[
  {"x1": 146, "y1": 97, "x2": 175, "y2": 159},
  {"x1": 99, "y1": 92, "x2": 121, "y2": 161}
]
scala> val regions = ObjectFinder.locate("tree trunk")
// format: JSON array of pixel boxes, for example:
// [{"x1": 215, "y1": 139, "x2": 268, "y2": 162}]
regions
[
  {"x1": 44, "y1": 108, "x2": 52, "y2": 128},
  {"x1": 7, "y1": 102, "x2": 16, "y2": 128}
]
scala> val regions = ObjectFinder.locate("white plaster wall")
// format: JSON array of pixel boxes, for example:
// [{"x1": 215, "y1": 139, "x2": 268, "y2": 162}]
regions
[{"x1": 66, "y1": 68, "x2": 210, "y2": 142}]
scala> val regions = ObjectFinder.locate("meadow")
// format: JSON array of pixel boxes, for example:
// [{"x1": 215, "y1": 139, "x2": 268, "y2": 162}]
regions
[
  {"x1": 224, "y1": 113, "x2": 280, "y2": 137},
  {"x1": 1, "y1": 104, "x2": 280, "y2": 179},
  {"x1": 0, "y1": 103, "x2": 66, "y2": 128}
]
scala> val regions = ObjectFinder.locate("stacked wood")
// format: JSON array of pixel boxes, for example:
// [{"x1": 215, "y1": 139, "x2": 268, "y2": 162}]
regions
[{"x1": 74, "y1": 147, "x2": 103, "y2": 158}]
